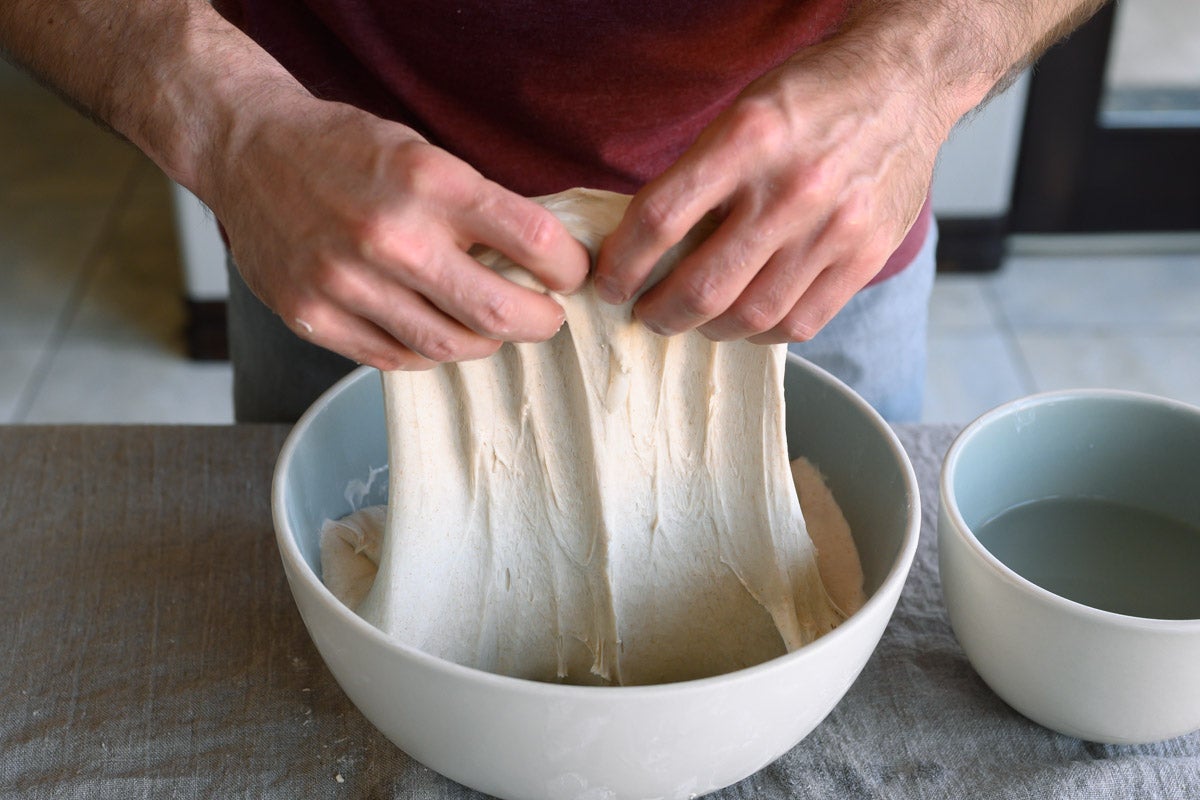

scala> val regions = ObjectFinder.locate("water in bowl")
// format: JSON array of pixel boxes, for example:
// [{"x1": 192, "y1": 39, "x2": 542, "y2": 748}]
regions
[{"x1": 975, "y1": 496, "x2": 1200, "y2": 620}]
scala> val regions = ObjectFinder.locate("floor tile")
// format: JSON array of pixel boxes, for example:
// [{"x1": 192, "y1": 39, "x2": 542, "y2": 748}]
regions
[
  {"x1": 928, "y1": 274, "x2": 1000, "y2": 333},
  {"x1": 923, "y1": 330, "x2": 1033, "y2": 424},
  {"x1": 0, "y1": 198, "x2": 114, "y2": 349},
  {"x1": 21, "y1": 342, "x2": 233, "y2": 424},
  {"x1": 66, "y1": 164, "x2": 188, "y2": 346},
  {"x1": 0, "y1": 81, "x2": 139, "y2": 206},
  {"x1": 993, "y1": 252, "x2": 1200, "y2": 333},
  {"x1": 15, "y1": 158, "x2": 236, "y2": 424},
  {"x1": 1016, "y1": 333, "x2": 1200, "y2": 407}
]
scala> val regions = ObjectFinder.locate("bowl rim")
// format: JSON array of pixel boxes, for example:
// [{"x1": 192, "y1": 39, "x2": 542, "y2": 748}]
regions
[
  {"x1": 273, "y1": 356, "x2": 922, "y2": 696},
  {"x1": 940, "y1": 386, "x2": 1200, "y2": 631}
]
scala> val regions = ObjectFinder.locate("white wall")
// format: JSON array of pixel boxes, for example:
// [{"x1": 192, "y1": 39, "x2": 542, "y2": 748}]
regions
[
  {"x1": 171, "y1": 183, "x2": 227, "y2": 301},
  {"x1": 932, "y1": 71, "x2": 1030, "y2": 219}
]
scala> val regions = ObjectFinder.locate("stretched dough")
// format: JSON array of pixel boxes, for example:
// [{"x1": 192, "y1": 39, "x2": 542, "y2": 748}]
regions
[
  {"x1": 321, "y1": 458, "x2": 864, "y2": 673},
  {"x1": 354, "y1": 189, "x2": 845, "y2": 685}
]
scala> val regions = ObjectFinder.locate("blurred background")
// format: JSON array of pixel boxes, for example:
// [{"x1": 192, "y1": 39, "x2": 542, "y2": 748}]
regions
[{"x1": 1, "y1": 0, "x2": 1198, "y2": 426}]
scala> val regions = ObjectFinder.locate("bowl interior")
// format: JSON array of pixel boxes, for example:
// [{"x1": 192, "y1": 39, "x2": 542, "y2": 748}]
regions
[
  {"x1": 950, "y1": 392, "x2": 1200, "y2": 530},
  {"x1": 280, "y1": 356, "x2": 916, "y2": 606},
  {"x1": 282, "y1": 366, "x2": 390, "y2": 576},
  {"x1": 946, "y1": 390, "x2": 1200, "y2": 619}
]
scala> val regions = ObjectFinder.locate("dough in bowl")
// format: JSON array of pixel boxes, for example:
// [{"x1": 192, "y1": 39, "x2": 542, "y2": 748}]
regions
[{"x1": 336, "y1": 189, "x2": 855, "y2": 685}]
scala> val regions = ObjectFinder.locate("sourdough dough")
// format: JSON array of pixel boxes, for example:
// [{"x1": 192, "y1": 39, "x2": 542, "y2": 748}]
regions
[
  {"x1": 322, "y1": 457, "x2": 865, "y2": 671},
  {"x1": 342, "y1": 189, "x2": 852, "y2": 685}
]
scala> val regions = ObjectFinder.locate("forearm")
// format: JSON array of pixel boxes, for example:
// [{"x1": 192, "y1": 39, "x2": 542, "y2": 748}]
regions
[
  {"x1": 0, "y1": 1, "x2": 308, "y2": 194},
  {"x1": 831, "y1": 0, "x2": 1107, "y2": 132}
]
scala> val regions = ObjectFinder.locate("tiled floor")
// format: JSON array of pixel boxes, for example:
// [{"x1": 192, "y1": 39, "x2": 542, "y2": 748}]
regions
[
  {"x1": 927, "y1": 244, "x2": 1200, "y2": 423},
  {"x1": 3, "y1": 63, "x2": 1199, "y2": 427},
  {"x1": 1, "y1": 62, "x2": 233, "y2": 424}
]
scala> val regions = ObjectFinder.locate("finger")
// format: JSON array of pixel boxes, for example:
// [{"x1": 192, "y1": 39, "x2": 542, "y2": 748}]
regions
[
  {"x1": 459, "y1": 184, "x2": 591, "y2": 294},
  {"x1": 375, "y1": 235, "x2": 570, "y2": 343},
  {"x1": 287, "y1": 300, "x2": 439, "y2": 371},
  {"x1": 745, "y1": 207, "x2": 901, "y2": 345},
  {"x1": 746, "y1": 256, "x2": 875, "y2": 345},
  {"x1": 593, "y1": 161, "x2": 735, "y2": 305},
  {"x1": 703, "y1": 200, "x2": 896, "y2": 342},
  {"x1": 627, "y1": 203, "x2": 780, "y2": 336},
  {"x1": 696, "y1": 242, "x2": 823, "y2": 341},
  {"x1": 324, "y1": 264, "x2": 508, "y2": 362}
]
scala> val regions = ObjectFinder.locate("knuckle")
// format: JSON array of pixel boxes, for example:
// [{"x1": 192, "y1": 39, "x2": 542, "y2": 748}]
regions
[
  {"x1": 409, "y1": 330, "x2": 461, "y2": 363},
  {"x1": 307, "y1": 256, "x2": 347, "y2": 298},
  {"x1": 779, "y1": 294, "x2": 841, "y2": 341},
  {"x1": 520, "y1": 208, "x2": 557, "y2": 253},
  {"x1": 369, "y1": 349, "x2": 408, "y2": 371},
  {"x1": 478, "y1": 189, "x2": 560, "y2": 254},
  {"x1": 394, "y1": 141, "x2": 448, "y2": 196},
  {"x1": 827, "y1": 262, "x2": 872, "y2": 299},
  {"x1": 678, "y1": 273, "x2": 727, "y2": 319},
  {"x1": 473, "y1": 291, "x2": 519, "y2": 337},
  {"x1": 635, "y1": 193, "x2": 689, "y2": 244},
  {"x1": 367, "y1": 230, "x2": 437, "y2": 287},
  {"x1": 826, "y1": 194, "x2": 876, "y2": 244},
  {"x1": 352, "y1": 213, "x2": 395, "y2": 263},
  {"x1": 347, "y1": 218, "x2": 447, "y2": 291},
  {"x1": 375, "y1": 347, "x2": 435, "y2": 372},
  {"x1": 780, "y1": 315, "x2": 820, "y2": 342},
  {"x1": 396, "y1": 235, "x2": 437, "y2": 282},
  {"x1": 726, "y1": 98, "x2": 789, "y2": 153},
  {"x1": 728, "y1": 300, "x2": 777, "y2": 335}
]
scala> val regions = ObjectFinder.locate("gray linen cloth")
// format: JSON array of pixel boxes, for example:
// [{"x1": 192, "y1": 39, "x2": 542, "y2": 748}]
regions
[{"x1": 0, "y1": 425, "x2": 1196, "y2": 799}]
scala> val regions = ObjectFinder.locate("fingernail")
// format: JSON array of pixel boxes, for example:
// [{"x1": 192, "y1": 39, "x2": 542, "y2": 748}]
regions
[{"x1": 593, "y1": 275, "x2": 626, "y2": 304}]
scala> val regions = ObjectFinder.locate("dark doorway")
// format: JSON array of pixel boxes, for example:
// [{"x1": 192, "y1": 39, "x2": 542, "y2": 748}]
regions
[{"x1": 1011, "y1": 2, "x2": 1200, "y2": 233}]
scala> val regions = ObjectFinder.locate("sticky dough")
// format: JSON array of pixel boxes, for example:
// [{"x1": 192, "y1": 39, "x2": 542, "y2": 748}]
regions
[{"x1": 344, "y1": 189, "x2": 855, "y2": 686}]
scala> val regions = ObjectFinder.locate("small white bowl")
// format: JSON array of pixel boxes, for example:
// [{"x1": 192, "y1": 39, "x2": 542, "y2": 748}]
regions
[
  {"x1": 274, "y1": 356, "x2": 919, "y2": 799},
  {"x1": 939, "y1": 389, "x2": 1200, "y2": 744}
]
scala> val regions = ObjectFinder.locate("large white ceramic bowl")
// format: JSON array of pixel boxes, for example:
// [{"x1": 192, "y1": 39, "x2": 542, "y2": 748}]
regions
[
  {"x1": 939, "y1": 389, "x2": 1200, "y2": 744},
  {"x1": 273, "y1": 355, "x2": 920, "y2": 800}
]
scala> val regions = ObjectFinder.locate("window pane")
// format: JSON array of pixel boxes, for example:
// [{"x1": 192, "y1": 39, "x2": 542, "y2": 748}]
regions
[{"x1": 1102, "y1": 0, "x2": 1200, "y2": 128}]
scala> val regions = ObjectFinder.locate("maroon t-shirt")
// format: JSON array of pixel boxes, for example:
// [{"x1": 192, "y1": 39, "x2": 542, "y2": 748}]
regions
[{"x1": 214, "y1": 1, "x2": 930, "y2": 283}]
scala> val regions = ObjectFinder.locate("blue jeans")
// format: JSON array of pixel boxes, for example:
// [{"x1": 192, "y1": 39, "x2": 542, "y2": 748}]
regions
[
  {"x1": 788, "y1": 220, "x2": 937, "y2": 423},
  {"x1": 226, "y1": 222, "x2": 935, "y2": 423}
]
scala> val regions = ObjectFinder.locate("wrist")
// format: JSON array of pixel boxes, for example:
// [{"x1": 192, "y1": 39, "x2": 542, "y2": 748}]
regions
[
  {"x1": 820, "y1": 8, "x2": 1000, "y2": 142},
  {"x1": 820, "y1": 0, "x2": 1105, "y2": 138},
  {"x1": 112, "y1": 5, "x2": 312, "y2": 198}
]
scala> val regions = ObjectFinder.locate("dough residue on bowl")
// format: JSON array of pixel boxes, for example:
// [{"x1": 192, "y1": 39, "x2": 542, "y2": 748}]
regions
[{"x1": 322, "y1": 189, "x2": 864, "y2": 686}]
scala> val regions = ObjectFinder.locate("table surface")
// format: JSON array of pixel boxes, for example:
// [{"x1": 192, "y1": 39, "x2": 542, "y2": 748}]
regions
[{"x1": 1, "y1": 424, "x2": 1197, "y2": 799}]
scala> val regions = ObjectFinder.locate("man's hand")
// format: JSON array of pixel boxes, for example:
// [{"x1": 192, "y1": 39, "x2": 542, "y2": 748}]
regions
[
  {"x1": 0, "y1": 1, "x2": 589, "y2": 372},
  {"x1": 594, "y1": 0, "x2": 1105, "y2": 344},
  {"x1": 203, "y1": 96, "x2": 590, "y2": 370},
  {"x1": 594, "y1": 42, "x2": 942, "y2": 344}
]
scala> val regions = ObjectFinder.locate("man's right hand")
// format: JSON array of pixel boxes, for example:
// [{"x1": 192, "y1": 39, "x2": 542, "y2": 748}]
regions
[{"x1": 200, "y1": 96, "x2": 590, "y2": 370}]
